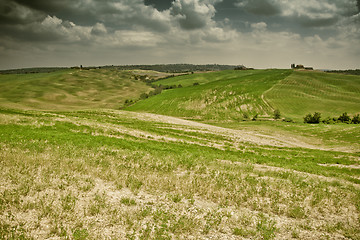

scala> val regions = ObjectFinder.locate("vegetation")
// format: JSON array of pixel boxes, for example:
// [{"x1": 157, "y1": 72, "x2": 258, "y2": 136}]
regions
[
  {"x1": 273, "y1": 109, "x2": 281, "y2": 119},
  {"x1": 0, "y1": 69, "x2": 168, "y2": 110},
  {"x1": 304, "y1": 112, "x2": 322, "y2": 124},
  {"x1": 327, "y1": 69, "x2": 360, "y2": 75},
  {"x1": 0, "y1": 68, "x2": 360, "y2": 239}
]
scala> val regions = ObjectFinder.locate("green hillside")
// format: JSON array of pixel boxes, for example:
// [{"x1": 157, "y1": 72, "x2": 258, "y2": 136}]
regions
[
  {"x1": 0, "y1": 69, "x2": 155, "y2": 110},
  {"x1": 1, "y1": 68, "x2": 360, "y2": 239},
  {"x1": 128, "y1": 69, "x2": 292, "y2": 121},
  {"x1": 265, "y1": 71, "x2": 360, "y2": 119},
  {"x1": 127, "y1": 69, "x2": 360, "y2": 122}
]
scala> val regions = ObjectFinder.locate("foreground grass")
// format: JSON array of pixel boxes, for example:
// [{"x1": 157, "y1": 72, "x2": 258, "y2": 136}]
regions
[{"x1": 1, "y1": 109, "x2": 359, "y2": 239}]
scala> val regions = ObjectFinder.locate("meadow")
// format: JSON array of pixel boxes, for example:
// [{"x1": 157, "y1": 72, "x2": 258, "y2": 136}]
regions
[{"x1": 0, "y1": 68, "x2": 360, "y2": 239}]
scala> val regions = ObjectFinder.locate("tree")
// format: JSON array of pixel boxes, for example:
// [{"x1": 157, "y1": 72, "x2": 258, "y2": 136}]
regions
[
  {"x1": 338, "y1": 112, "x2": 351, "y2": 123},
  {"x1": 140, "y1": 93, "x2": 148, "y2": 100},
  {"x1": 304, "y1": 112, "x2": 321, "y2": 124},
  {"x1": 352, "y1": 114, "x2": 360, "y2": 124},
  {"x1": 273, "y1": 109, "x2": 281, "y2": 119}
]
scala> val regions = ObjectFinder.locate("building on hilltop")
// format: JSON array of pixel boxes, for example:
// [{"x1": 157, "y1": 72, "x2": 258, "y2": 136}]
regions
[{"x1": 291, "y1": 64, "x2": 312, "y2": 70}]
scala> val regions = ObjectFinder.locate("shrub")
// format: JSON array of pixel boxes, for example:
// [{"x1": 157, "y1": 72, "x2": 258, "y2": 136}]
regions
[
  {"x1": 273, "y1": 109, "x2": 281, "y2": 119},
  {"x1": 304, "y1": 112, "x2": 321, "y2": 124},
  {"x1": 193, "y1": 82, "x2": 199, "y2": 86},
  {"x1": 140, "y1": 93, "x2": 149, "y2": 100},
  {"x1": 352, "y1": 114, "x2": 360, "y2": 124},
  {"x1": 338, "y1": 112, "x2": 351, "y2": 123},
  {"x1": 322, "y1": 117, "x2": 335, "y2": 124},
  {"x1": 242, "y1": 112, "x2": 249, "y2": 120},
  {"x1": 252, "y1": 114, "x2": 258, "y2": 121},
  {"x1": 282, "y1": 118, "x2": 294, "y2": 123}
]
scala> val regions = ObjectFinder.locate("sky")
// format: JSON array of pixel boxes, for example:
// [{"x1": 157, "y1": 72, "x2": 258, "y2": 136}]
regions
[{"x1": 0, "y1": 0, "x2": 359, "y2": 70}]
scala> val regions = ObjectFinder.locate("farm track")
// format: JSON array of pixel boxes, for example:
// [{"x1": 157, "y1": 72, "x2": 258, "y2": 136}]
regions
[{"x1": 104, "y1": 110, "x2": 356, "y2": 153}]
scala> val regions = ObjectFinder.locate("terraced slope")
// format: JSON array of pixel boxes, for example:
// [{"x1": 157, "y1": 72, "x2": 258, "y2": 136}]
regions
[
  {"x1": 0, "y1": 69, "x2": 155, "y2": 110},
  {"x1": 128, "y1": 69, "x2": 291, "y2": 121},
  {"x1": 128, "y1": 69, "x2": 360, "y2": 122},
  {"x1": 265, "y1": 70, "x2": 360, "y2": 120}
]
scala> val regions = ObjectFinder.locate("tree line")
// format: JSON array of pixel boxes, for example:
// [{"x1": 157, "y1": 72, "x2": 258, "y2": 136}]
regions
[{"x1": 304, "y1": 112, "x2": 360, "y2": 124}]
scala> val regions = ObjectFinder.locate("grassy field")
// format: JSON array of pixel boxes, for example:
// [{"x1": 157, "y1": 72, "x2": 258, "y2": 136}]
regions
[
  {"x1": 128, "y1": 70, "x2": 292, "y2": 121},
  {"x1": 265, "y1": 71, "x2": 360, "y2": 120},
  {"x1": 0, "y1": 69, "x2": 161, "y2": 110},
  {"x1": 1, "y1": 68, "x2": 360, "y2": 239},
  {"x1": 128, "y1": 69, "x2": 360, "y2": 122}
]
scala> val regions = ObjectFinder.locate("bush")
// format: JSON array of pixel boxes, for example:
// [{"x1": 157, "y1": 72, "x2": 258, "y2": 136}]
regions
[
  {"x1": 273, "y1": 109, "x2": 281, "y2": 119},
  {"x1": 140, "y1": 93, "x2": 149, "y2": 100},
  {"x1": 252, "y1": 114, "x2": 258, "y2": 121},
  {"x1": 282, "y1": 118, "x2": 294, "y2": 123},
  {"x1": 304, "y1": 112, "x2": 321, "y2": 124},
  {"x1": 242, "y1": 112, "x2": 249, "y2": 120},
  {"x1": 352, "y1": 114, "x2": 360, "y2": 124},
  {"x1": 338, "y1": 112, "x2": 351, "y2": 123},
  {"x1": 193, "y1": 82, "x2": 199, "y2": 86},
  {"x1": 322, "y1": 117, "x2": 335, "y2": 124}
]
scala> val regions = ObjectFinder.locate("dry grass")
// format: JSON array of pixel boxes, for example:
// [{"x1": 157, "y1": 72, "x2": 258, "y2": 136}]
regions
[{"x1": 1, "y1": 109, "x2": 360, "y2": 239}]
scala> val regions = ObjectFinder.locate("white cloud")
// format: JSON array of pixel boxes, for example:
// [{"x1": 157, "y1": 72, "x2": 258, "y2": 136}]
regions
[
  {"x1": 251, "y1": 22, "x2": 267, "y2": 31},
  {"x1": 170, "y1": 0, "x2": 221, "y2": 30},
  {"x1": 91, "y1": 23, "x2": 107, "y2": 36}
]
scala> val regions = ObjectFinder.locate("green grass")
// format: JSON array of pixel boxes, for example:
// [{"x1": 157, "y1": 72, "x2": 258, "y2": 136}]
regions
[
  {"x1": 0, "y1": 108, "x2": 359, "y2": 239},
  {"x1": 128, "y1": 69, "x2": 360, "y2": 123},
  {"x1": 128, "y1": 69, "x2": 292, "y2": 121},
  {"x1": 1, "y1": 68, "x2": 360, "y2": 239},
  {"x1": 0, "y1": 69, "x2": 155, "y2": 110},
  {"x1": 265, "y1": 71, "x2": 360, "y2": 121}
]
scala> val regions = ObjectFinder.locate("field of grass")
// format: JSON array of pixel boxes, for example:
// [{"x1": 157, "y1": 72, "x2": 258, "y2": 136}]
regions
[
  {"x1": 128, "y1": 70, "x2": 292, "y2": 121},
  {"x1": 0, "y1": 69, "x2": 160, "y2": 110},
  {"x1": 1, "y1": 68, "x2": 360, "y2": 239},
  {"x1": 128, "y1": 69, "x2": 360, "y2": 122},
  {"x1": 265, "y1": 71, "x2": 360, "y2": 121},
  {"x1": 1, "y1": 108, "x2": 360, "y2": 239}
]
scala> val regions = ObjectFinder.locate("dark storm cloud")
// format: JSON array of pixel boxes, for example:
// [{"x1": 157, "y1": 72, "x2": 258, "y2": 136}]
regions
[
  {"x1": 0, "y1": 0, "x2": 46, "y2": 25},
  {"x1": 0, "y1": 0, "x2": 359, "y2": 70},
  {"x1": 144, "y1": 0, "x2": 173, "y2": 11},
  {"x1": 236, "y1": 0, "x2": 280, "y2": 16},
  {"x1": 300, "y1": 17, "x2": 339, "y2": 28}
]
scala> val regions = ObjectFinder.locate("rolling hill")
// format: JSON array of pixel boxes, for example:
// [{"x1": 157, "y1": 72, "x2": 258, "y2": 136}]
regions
[
  {"x1": 127, "y1": 69, "x2": 360, "y2": 122},
  {"x1": 0, "y1": 69, "x2": 160, "y2": 110},
  {"x1": 1, "y1": 67, "x2": 360, "y2": 239}
]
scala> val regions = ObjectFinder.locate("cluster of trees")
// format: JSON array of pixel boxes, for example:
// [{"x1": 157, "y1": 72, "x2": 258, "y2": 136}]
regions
[
  {"x1": 304, "y1": 112, "x2": 360, "y2": 124},
  {"x1": 116, "y1": 64, "x2": 238, "y2": 73},
  {"x1": 326, "y1": 69, "x2": 360, "y2": 75},
  {"x1": 0, "y1": 67, "x2": 67, "y2": 74},
  {"x1": 124, "y1": 84, "x2": 183, "y2": 106}
]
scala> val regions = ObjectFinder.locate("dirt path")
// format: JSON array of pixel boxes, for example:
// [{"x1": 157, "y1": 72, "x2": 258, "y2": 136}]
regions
[{"x1": 114, "y1": 110, "x2": 352, "y2": 152}]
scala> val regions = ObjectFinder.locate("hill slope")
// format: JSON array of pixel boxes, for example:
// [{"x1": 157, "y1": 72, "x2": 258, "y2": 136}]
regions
[
  {"x1": 127, "y1": 69, "x2": 360, "y2": 122},
  {"x1": 0, "y1": 69, "x2": 157, "y2": 110},
  {"x1": 128, "y1": 69, "x2": 292, "y2": 121},
  {"x1": 265, "y1": 70, "x2": 360, "y2": 119}
]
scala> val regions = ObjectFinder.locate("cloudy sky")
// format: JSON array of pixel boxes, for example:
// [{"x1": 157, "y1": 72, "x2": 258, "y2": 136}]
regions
[{"x1": 0, "y1": 0, "x2": 359, "y2": 70}]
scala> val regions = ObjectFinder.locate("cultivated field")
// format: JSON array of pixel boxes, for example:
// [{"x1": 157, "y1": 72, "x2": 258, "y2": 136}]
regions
[{"x1": 0, "y1": 68, "x2": 359, "y2": 239}]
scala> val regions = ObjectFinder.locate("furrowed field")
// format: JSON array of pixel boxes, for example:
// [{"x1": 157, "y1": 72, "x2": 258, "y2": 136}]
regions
[{"x1": 0, "y1": 68, "x2": 360, "y2": 239}]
